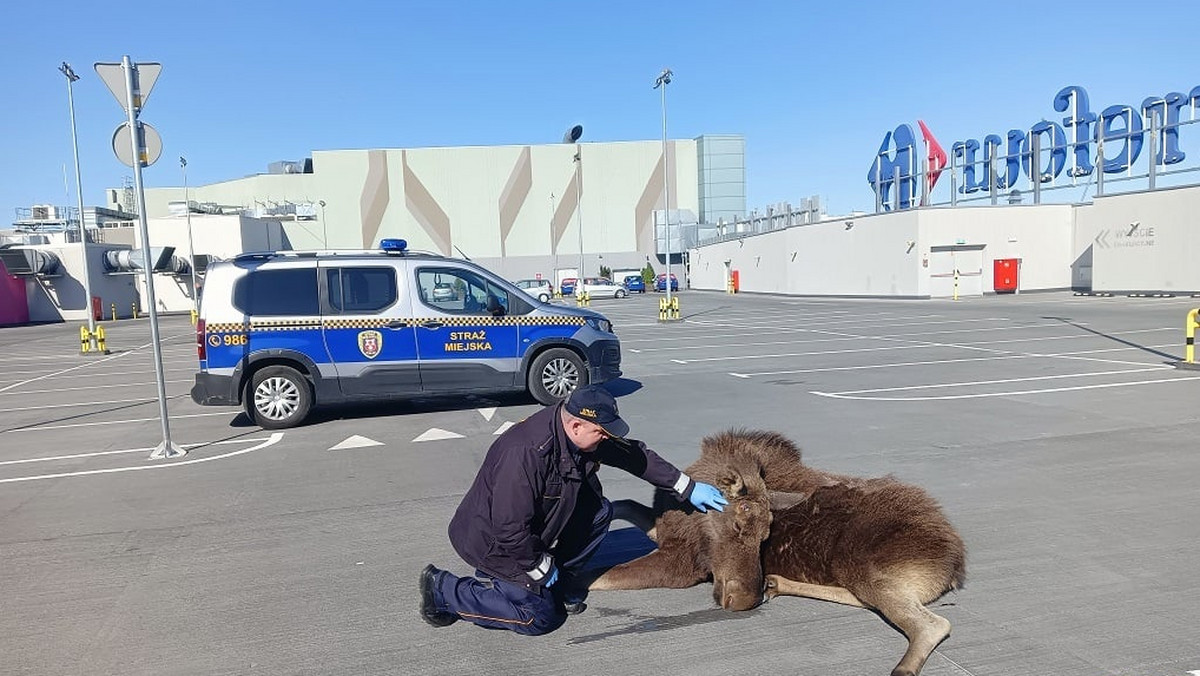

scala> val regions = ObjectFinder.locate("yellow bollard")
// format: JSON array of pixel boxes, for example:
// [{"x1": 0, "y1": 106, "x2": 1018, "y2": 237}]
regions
[
  {"x1": 952, "y1": 269, "x2": 960, "y2": 301},
  {"x1": 95, "y1": 325, "x2": 110, "y2": 354},
  {"x1": 132, "y1": 302, "x2": 139, "y2": 319},
  {"x1": 671, "y1": 295, "x2": 680, "y2": 320},
  {"x1": 190, "y1": 309, "x2": 198, "y2": 326},
  {"x1": 80, "y1": 325, "x2": 91, "y2": 353},
  {"x1": 1185, "y1": 308, "x2": 1198, "y2": 364},
  {"x1": 111, "y1": 303, "x2": 117, "y2": 321}
]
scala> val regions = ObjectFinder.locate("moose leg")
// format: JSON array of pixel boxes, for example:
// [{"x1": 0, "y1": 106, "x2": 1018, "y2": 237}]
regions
[
  {"x1": 855, "y1": 587, "x2": 951, "y2": 676},
  {"x1": 610, "y1": 499, "x2": 659, "y2": 542},
  {"x1": 763, "y1": 574, "x2": 866, "y2": 607},
  {"x1": 588, "y1": 547, "x2": 707, "y2": 591}
]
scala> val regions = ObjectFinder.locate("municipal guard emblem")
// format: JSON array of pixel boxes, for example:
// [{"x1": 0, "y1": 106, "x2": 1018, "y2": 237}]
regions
[{"x1": 357, "y1": 330, "x2": 383, "y2": 359}]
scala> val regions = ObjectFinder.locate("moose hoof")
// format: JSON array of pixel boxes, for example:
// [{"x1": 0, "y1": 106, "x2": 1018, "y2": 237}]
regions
[{"x1": 763, "y1": 574, "x2": 782, "y2": 599}]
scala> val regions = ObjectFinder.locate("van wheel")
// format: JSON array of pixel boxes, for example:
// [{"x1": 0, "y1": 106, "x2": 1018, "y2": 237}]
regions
[
  {"x1": 248, "y1": 365, "x2": 312, "y2": 429},
  {"x1": 615, "y1": 289, "x2": 627, "y2": 298},
  {"x1": 528, "y1": 348, "x2": 588, "y2": 405},
  {"x1": 538, "y1": 292, "x2": 551, "y2": 303}
]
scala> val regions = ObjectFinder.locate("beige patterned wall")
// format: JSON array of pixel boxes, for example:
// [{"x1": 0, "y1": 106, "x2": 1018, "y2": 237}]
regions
[{"x1": 140, "y1": 140, "x2": 698, "y2": 260}]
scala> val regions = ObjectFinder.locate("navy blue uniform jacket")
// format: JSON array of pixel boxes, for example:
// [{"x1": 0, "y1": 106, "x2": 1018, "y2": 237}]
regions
[{"x1": 447, "y1": 402, "x2": 696, "y2": 590}]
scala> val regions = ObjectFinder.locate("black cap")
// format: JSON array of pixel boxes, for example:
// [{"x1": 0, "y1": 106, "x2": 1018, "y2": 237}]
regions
[{"x1": 564, "y1": 385, "x2": 629, "y2": 439}]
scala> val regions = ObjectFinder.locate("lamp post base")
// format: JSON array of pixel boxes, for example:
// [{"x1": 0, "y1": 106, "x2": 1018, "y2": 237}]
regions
[{"x1": 150, "y1": 441, "x2": 187, "y2": 459}]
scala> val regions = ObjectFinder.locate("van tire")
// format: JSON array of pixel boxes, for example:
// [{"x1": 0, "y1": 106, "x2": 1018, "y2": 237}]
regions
[
  {"x1": 248, "y1": 365, "x2": 312, "y2": 429},
  {"x1": 528, "y1": 348, "x2": 588, "y2": 405}
]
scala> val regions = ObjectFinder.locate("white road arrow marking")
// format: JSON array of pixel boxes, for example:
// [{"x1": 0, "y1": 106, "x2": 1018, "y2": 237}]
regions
[
  {"x1": 413, "y1": 428, "x2": 465, "y2": 442},
  {"x1": 494, "y1": 421, "x2": 515, "y2": 435},
  {"x1": 329, "y1": 435, "x2": 385, "y2": 451},
  {"x1": 478, "y1": 407, "x2": 497, "y2": 421}
]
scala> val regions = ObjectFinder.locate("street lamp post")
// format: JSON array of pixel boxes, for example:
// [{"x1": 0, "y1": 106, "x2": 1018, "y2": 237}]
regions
[
  {"x1": 550, "y1": 192, "x2": 558, "y2": 290},
  {"x1": 318, "y1": 200, "x2": 328, "y2": 248},
  {"x1": 654, "y1": 68, "x2": 674, "y2": 309},
  {"x1": 59, "y1": 61, "x2": 99, "y2": 352},
  {"x1": 180, "y1": 156, "x2": 199, "y2": 314},
  {"x1": 574, "y1": 145, "x2": 584, "y2": 297},
  {"x1": 560, "y1": 125, "x2": 584, "y2": 298}
]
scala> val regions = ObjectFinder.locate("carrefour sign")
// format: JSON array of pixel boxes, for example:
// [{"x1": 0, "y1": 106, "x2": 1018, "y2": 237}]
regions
[{"x1": 869, "y1": 84, "x2": 1200, "y2": 209}]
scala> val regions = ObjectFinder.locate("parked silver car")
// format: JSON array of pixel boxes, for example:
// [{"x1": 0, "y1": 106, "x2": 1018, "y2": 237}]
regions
[
  {"x1": 514, "y1": 278, "x2": 554, "y2": 302},
  {"x1": 579, "y1": 277, "x2": 628, "y2": 299}
]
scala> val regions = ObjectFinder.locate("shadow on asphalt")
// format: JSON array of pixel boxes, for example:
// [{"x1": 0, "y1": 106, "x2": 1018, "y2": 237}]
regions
[
  {"x1": 227, "y1": 379, "x2": 646, "y2": 429},
  {"x1": 1042, "y1": 315, "x2": 1182, "y2": 362}
]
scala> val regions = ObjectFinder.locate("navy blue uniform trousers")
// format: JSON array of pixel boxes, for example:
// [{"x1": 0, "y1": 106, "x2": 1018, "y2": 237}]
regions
[{"x1": 432, "y1": 494, "x2": 612, "y2": 635}]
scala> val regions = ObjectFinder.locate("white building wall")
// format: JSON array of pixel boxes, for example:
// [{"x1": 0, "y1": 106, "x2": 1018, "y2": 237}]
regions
[
  {"x1": 690, "y1": 205, "x2": 1076, "y2": 298},
  {"x1": 690, "y1": 211, "x2": 921, "y2": 297},
  {"x1": 22, "y1": 243, "x2": 138, "y2": 322},
  {"x1": 1076, "y1": 185, "x2": 1200, "y2": 292},
  {"x1": 918, "y1": 205, "x2": 1074, "y2": 295}
]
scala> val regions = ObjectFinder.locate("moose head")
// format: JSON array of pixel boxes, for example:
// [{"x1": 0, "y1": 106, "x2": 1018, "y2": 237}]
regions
[{"x1": 707, "y1": 469, "x2": 772, "y2": 610}]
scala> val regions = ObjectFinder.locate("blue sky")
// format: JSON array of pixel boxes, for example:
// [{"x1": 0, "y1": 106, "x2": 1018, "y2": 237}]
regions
[{"x1": 3, "y1": 0, "x2": 1199, "y2": 224}]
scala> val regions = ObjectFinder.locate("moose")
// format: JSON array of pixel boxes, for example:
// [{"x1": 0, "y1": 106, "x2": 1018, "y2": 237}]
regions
[{"x1": 588, "y1": 429, "x2": 967, "y2": 676}]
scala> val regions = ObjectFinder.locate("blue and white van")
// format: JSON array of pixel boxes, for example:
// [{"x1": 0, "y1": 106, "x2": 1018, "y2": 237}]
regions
[{"x1": 190, "y1": 239, "x2": 621, "y2": 429}]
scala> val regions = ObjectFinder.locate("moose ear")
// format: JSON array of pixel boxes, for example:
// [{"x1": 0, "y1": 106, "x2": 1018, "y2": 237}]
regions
[
  {"x1": 716, "y1": 472, "x2": 745, "y2": 496},
  {"x1": 710, "y1": 473, "x2": 739, "y2": 494},
  {"x1": 768, "y1": 490, "x2": 808, "y2": 511}
]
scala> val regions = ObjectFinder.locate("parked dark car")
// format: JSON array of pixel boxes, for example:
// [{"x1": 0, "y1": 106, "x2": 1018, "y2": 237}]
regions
[
  {"x1": 623, "y1": 274, "x2": 646, "y2": 293},
  {"x1": 655, "y1": 273, "x2": 679, "y2": 292}
]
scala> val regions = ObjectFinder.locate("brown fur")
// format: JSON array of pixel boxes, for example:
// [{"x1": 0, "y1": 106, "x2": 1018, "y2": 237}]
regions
[{"x1": 589, "y1": 429, "x2": 967, "y2": 676}]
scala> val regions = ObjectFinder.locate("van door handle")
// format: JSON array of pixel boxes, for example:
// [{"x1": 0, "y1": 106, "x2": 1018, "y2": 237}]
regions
[
  {"x1": 419, "y1": 320, "x2": 444, "y2": 330},
  {"x1": 386, "y1": 320, "x2": 410, "y2": 329}
]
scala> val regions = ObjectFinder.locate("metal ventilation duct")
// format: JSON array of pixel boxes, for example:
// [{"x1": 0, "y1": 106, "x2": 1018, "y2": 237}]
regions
[
  {"x1": 104, "y1": 247, "x2": 189, "y2": 274},
  {"x1": 0, "y1": 246, "x2": 61, "y2": 276}
]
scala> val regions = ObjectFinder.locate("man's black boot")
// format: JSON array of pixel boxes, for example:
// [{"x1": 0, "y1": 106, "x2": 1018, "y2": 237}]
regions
[
  {"x1": 419, "y1": 564, "x2": 459, "y2": 627},
  {"x1": 557, "y1": 574, "x2": 588, "y2": 615}
]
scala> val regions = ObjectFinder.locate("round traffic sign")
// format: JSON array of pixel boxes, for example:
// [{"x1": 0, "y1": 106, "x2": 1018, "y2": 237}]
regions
[{"x1": 111, "y1": 121, "x2": 163, "y2": 168}]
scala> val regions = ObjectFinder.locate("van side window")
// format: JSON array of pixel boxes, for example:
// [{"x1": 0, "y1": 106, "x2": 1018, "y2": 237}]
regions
[
  {"x1": 326, "y1": 267, "x2": 397, "y2": 314},
  {"x1": 232, "y1": 268, "x2": 319, "y2": 316},
  {"x1": 417, "y1": 267, "x2": 510, "y2": 315}
]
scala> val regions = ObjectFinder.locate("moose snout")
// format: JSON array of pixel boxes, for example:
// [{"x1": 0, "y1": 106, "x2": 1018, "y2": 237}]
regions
[{"x1": 718, "y1": 578, "x2": 763, "y2": 611}]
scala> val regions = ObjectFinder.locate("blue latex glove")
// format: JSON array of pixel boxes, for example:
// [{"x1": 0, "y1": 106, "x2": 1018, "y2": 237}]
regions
[
  {"x1": 689, "y1": 482, "x2": 728, "y2": 513},
  {"x1": 543, "y1": 565, "x2": 559, "y2": 588}
]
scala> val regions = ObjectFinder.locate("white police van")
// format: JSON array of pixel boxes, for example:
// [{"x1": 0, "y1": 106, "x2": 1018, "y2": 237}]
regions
[{"x1": 190, "y1": 239, "x2": 621, "y2": 429}]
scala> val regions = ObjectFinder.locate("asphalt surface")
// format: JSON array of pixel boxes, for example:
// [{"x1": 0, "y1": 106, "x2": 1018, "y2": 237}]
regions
[{"x1": 2, "y1": 290, "x2": 1199, "y2": 676}]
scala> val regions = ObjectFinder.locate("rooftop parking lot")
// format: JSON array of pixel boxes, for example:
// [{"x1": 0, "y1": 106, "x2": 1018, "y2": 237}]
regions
[{"x1": 2, "y1": 290, "x2": 1198, "y2": 676}]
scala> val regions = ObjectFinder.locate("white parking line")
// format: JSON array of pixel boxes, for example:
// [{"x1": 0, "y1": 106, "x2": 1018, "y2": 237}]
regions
[
  {"x1": 0, "y1": 331, "x2": 195, "y2": 394},
  {"x1": 0, "y1": 350, "x2": 132, "y2": 393},
  {"x1": 0, "y1": 436, "x2": 276, "y2": 466},
  {"x1": 0, "y1": 380, "x2": 192, "y2": 398},
  {"x1": 672, "y1": 343, "x2": 940, "y2": 364},
  {"x1": 7, "y1": 411, "x2": 235, "y2": 433},
  {"x1": 812, "y1": 376, "x2": 1200, "y2": 401},
  {"x1": 728, "y1": 343, "x2": 1179, "y2": 378},
  {"x1": 821, "y1": 367, "x2": 1171, "y2": 396},
  {"x1": 0, "y1": 432, "x2": 283, "y2": 483},
  {"x1": 0, "y1": 397, "x2": 179, "y2": 414},
  {"x1": 0, "y1": 366, "x2": 197, "y2": 385},
  {"x1": 729, "y1": 354, "x2": 1031, "y2": 377}
]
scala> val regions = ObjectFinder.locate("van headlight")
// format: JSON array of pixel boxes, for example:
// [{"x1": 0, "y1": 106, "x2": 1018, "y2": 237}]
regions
[{"x1": 586, "y1": 317, "x2": 613, "y2": 334}]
